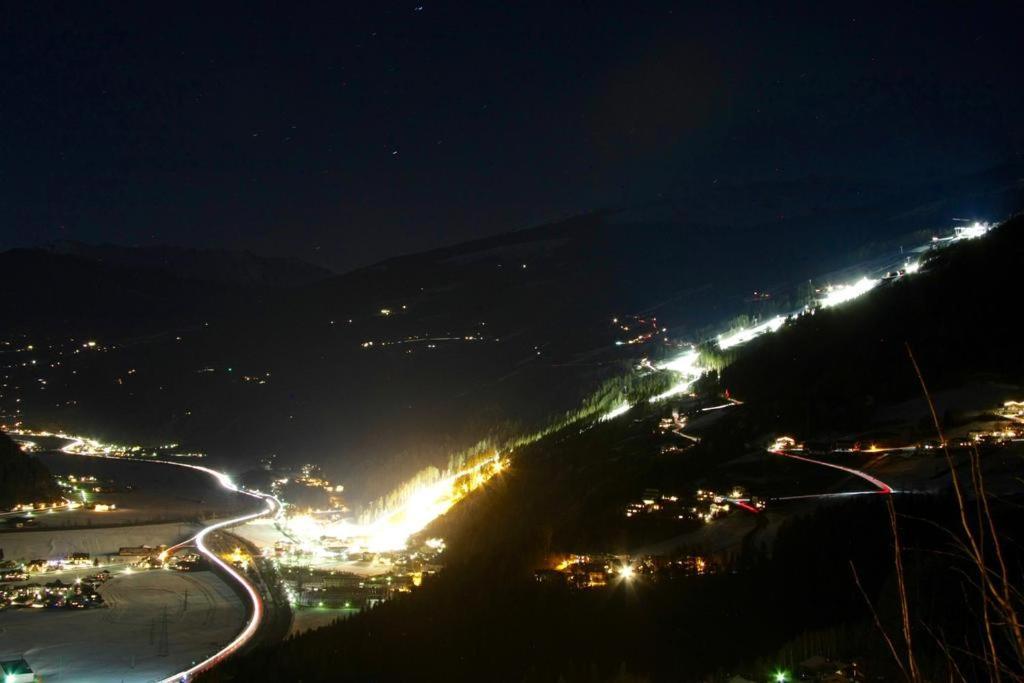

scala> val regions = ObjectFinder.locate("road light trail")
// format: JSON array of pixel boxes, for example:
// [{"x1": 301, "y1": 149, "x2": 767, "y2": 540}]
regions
[
  {"x1": 89, "y1": 455, "x2": 279, "y2": 682},
  {"x1": 728, "y1": 499, "x2": 762, "y2": 514},
  {"x1": 700, "y1": 400, "x2": 742, "y2": 412},
  {"x1": 30, "y1": 431, "x2": 280, "y2": 682},
  {"x1": 768, "y1": 447, "x2": 893, "y2": 495},
  {"x1": 158, "y1": 489, "x2": 278, "y2": 683},
  {"x1": 772, "y1": 490, "x2": 885, "y2": 502}
]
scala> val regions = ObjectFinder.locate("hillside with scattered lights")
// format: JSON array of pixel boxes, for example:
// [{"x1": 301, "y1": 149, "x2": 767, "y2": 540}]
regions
[{"x1": 199, "y1": 216, "x2": 1024, "y2": 682}]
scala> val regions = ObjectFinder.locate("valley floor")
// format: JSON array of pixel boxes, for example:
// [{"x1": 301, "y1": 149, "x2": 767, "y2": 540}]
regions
[{"x1": 0, "y1": 569, "x2": 244, "y2": 683}]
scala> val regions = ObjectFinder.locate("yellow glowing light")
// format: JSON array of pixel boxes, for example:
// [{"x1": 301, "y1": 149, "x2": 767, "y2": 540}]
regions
[{"x1": 286, "y1": 454, "x2": 507, "y2": 553}]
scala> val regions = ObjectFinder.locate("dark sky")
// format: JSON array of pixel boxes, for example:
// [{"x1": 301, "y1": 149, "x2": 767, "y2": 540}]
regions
[{"x1": 2, "y1": 1, "x2": 1022, "y2": 271}]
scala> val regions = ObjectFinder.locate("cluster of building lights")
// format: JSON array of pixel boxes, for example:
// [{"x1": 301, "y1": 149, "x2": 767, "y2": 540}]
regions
[{"x1": 5, "y1": 428, "x2": 202, "y2": 460}]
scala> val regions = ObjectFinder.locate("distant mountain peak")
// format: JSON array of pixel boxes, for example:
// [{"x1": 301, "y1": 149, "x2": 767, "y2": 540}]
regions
[{"x1": 41, "y1": 241, "x2": 333, "y2": 288}]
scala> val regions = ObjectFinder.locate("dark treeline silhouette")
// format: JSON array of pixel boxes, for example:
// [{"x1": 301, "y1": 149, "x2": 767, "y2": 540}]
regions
[
  {"x1": 204, "y1": 493, "x2": 1023, "y2": 682},
  {"x1": 0, "y1": 431, "x2": 60, "y2": 509}
]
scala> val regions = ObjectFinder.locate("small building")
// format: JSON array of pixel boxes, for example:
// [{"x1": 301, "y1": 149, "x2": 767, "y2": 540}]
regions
[
  {"x1": 0, "y1": 658, "x2": 35, "y2": 683},
  {"x1": 567, "y1": 562, "x2": 608, "y2": 588},
  {"x1": 533, "y1": 569, "x2": 567, "y2": 585},
  {"x1": 118, "y1": 545, "x2": 163, "y2": 557}
]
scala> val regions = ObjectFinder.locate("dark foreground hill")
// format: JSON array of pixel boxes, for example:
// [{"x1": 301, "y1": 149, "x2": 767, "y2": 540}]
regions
[
  {"x1": 0, "y1": 432, "x2": 60, "y2": 509},
  {"x1": 203, "y1": 217, "x2": 1024, "y2": 682}
]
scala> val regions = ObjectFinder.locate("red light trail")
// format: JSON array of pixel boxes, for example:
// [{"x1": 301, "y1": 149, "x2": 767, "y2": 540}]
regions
[{"x1": 768, "y1": 448, "x2": 893, "y2": 495}]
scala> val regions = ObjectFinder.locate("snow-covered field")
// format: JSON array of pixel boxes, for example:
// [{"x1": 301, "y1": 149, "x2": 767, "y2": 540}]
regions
[
  {"x1": 25, "y1": 452, "x2": 257, "y2": 529},
  {"x1": 233, "y1": 517, "x2": 291, "y2": 548},
  {"x1": 0, "y1": 521, "x2": 199, "y2": 562},
  {"x1": 290, "y1": 606, "x2": 354, "y2": 636},
  {"x1": 0, "y1": 569, "x2": 245, "y2": 683}
]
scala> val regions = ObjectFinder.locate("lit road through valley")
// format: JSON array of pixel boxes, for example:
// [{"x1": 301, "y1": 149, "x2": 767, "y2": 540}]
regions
[{"x1": 15, "y1": 431, "x2": 283, "y2": 682}]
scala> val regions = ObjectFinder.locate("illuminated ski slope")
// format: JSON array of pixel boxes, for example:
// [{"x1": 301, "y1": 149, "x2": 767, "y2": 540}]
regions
[{"x1": 599, "y1": 220, "x2": 993, "y2": 421}]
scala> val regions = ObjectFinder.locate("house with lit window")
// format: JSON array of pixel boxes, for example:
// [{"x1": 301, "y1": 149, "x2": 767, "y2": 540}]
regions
[{"x1": 0, "y1": 658, "x2": 35, "y2": 683}]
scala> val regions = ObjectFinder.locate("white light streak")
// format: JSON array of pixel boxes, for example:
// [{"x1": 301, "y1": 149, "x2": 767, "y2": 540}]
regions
[
  {"x1": 954, "y1": 221, "x2": 990, "y2": 240},
  {"x1": 649, "y1": 348, "x2": 703, "y2": 403},
  {"x1": 717, "y1": 316, "x2": 786, "y2": 350},
  {"x1": 818, "y1": 276, "x2": 878, "y2": 308},
  {"x1": 600, "y1": 401, "x2": 632, "y2": 422}
]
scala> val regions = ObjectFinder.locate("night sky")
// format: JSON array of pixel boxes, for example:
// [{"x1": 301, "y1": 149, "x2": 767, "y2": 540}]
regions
[{"x1": 2, "y1": 1, "x2": 1022, "y2": 271}]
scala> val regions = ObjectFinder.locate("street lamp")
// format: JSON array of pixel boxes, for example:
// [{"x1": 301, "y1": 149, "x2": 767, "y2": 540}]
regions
[{"x1": 773, "y1": 670, "x2": 789, "y2": 683}]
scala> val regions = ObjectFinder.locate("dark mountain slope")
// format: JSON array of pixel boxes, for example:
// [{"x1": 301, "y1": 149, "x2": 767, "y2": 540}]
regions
[
  {"x1": 201, "y1": 218, "x2": 1024, "y2": 683},
  {"x1": 706, "y1": 213, "x2": 1024, "y2": 437},
  {"x1": 0, "y1": 432, "x2": 61, "y2": 509},
  {"x1": 44, "y1": 241, "x2": 332, "y2": 288},
  {"x1": 2, "y1": 164, "x2": 1021, "y2": 502},
  {"x1": 0, "y1": 248, "x2": 246, "y2": 336}
]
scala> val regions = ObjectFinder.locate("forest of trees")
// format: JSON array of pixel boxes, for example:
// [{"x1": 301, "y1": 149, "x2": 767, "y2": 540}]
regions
[{"x1": 205, "y1": 490, "x2": 1024, "y2": 682}]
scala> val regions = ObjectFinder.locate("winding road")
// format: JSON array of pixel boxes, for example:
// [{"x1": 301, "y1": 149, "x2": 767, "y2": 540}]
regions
[
  {"x1": 156, "y1": 482, "x2": 278, "y2": 683},
  {"x1": 45, "y1": 435, "x2": 281, "y2": 682},
  {"x1": 768, "y1": 446, "x2": 894, "y2": 496}
]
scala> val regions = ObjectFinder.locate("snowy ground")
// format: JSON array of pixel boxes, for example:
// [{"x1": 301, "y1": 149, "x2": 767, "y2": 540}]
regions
[
  {"x1": 873, "y1": 381, "x2": 1022, "y2": 424},
  {"x1": 234, "y1": 518, "x2": 390, "y2": 576},
  {"x1": 231, "y1": 517, "x2": 290, "y2": 548},
  {"x1": 23, "y1": 452, "x2": 257, "y2": 529},
  {"x1": 0, "y1": 521, "x2": 199, "y2": 563},
  {"x1": 631, "y1": 507, "x2": 778, "y2": 558},
  {"x1": 0, "y1": 569, "x2": 245, "y2": 683},
  {"x1": 289, "y1": 605, "x2": 355, "y2": 636}
]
